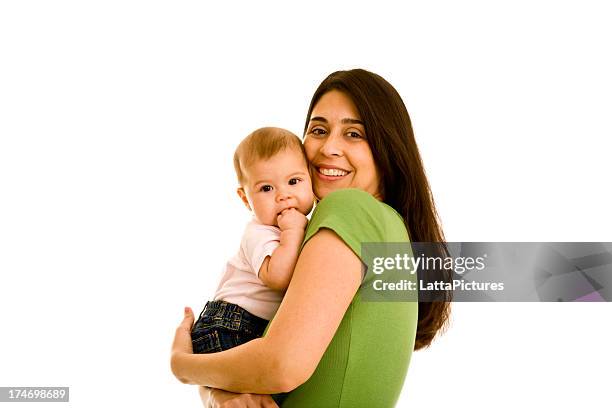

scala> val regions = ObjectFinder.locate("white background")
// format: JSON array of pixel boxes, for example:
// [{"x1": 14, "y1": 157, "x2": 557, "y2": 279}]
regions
[{"x1": 1, "y1": 1, "x2": 611, "y2": 407}]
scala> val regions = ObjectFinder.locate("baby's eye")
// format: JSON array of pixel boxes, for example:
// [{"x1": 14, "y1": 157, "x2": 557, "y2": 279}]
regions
[
  {"x1": 288, "y1": 178, "x2": 301, "y2": 185},
  {"x1": 260, "y1": 185, "x2": 273, "y2": 192}
]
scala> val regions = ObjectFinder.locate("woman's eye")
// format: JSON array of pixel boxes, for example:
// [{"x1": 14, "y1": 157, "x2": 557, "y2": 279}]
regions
[
  {"x1": 260, "y1": 185, "x2": 273, "y2": 192},
  {"x1": 288, "y1": 178, "x2": 300, "y2": 185},
  {"x1": 310, "y1": 127, "x2": 326, "y2": 136},
  {"x1": 348, "y1": 131, "x2": 363, "y2": 139}
]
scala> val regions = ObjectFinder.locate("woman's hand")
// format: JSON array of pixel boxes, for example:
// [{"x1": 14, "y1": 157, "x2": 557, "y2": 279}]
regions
[
  {"x1": 171, "y1": 307, "x2": 195, "y2": 383},
  {"x1": 202, "y1": 387, "x2": 279, "y2": 408}
]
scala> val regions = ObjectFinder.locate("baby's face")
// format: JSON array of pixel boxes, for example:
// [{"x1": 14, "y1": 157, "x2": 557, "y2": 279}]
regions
[{"x1": 239, "y1": 148, "x2": 314, "y2": 226}]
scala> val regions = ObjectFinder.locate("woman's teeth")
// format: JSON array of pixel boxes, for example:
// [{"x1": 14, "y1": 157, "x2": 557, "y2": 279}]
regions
[{"x1": 319, "y1": 168, "x2": 348, "y2": 176}]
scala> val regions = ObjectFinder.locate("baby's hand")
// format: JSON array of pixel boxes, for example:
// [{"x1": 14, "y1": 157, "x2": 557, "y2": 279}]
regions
[{"x1": 277, "y1": 208, "x2": 308, "y2": 232}]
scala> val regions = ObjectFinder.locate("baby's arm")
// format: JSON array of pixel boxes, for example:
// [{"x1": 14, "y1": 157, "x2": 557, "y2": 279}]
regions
[{"x1": 259, "y1": 208, "x2": 307, "y2": 291}]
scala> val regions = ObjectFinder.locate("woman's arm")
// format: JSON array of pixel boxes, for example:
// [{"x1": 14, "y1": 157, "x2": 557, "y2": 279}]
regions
[{"x1": 171, "y1": 228, "x2": 362, "y2": 394}]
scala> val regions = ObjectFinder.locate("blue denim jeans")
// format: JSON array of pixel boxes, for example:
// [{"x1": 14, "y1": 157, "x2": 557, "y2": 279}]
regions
[{"x1": 191, "y1": 300, "x2": 269, "y2": 354}]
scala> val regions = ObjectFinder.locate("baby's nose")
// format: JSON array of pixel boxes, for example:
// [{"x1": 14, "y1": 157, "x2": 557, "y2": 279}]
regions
[{"x1": 276, "y1": 191, "x2": 292, "y2": 202}]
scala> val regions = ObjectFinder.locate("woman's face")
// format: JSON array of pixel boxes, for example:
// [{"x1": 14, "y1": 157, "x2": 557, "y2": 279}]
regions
[{"x1": 304, "y1": 90, "x2": 381, "y2": 200}]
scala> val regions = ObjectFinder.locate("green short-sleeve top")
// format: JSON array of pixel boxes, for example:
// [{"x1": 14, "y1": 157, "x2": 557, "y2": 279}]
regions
[{"x1": 275, "y1": 188, "x2": 418, "y2": 408}]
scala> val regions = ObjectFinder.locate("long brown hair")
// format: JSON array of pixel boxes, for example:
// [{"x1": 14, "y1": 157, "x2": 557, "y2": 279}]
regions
[{"x1": 304, "y1": 69, "x2": 452, "y2": 350}]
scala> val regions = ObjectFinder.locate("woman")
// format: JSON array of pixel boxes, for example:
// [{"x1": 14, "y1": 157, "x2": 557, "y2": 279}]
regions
[{"x1": 171, "y1": 69, "x2": 452, "y2": 407}]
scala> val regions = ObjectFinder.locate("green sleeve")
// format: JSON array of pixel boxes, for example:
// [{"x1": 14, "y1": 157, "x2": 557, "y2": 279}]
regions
[{"x1": 302, "y1": 188, "x2": 392, "y2": 259}]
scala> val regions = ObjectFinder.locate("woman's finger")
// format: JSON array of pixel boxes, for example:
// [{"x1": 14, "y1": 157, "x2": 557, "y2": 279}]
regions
[
  {"x1": 211, "y1": 393, "x2": 276, "y2": 408},
  {"x1": 262, "y1": 396, "x2": 279, "y2": 408},
  {"x1": 180, "y1": 306, "x2": 195, "y2": 330},
  {"x1": 171, "y1": 307, "x2": 195, "y2": 356}
]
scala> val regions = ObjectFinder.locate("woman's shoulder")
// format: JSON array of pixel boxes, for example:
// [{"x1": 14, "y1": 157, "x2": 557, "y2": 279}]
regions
[
  {"x1": 304, "y1": 189, "x2": 409, "y2": 256},
  {"x1": 319, "y1": 187, "x2": 378, "y2": 203},
  {"x1": 312, "y1": 188, "x2": 404, "y2": 228},
  {"x1": 313, "y1": 188, "x2": 383, "y2": 217}
]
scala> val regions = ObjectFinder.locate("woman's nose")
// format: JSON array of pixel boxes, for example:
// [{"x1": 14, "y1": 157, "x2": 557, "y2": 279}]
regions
[{"x1": 319, "y1": 132, "x2": 343, "y2": 157}]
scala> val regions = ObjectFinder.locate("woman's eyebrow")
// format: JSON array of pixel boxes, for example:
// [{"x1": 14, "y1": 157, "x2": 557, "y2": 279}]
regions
[
  {"x1": 341, "y1": 118, "x2": 364, "y2": 125},
  {"x1": 309, "y1": 116, "x2": 364, "y2": 125}
]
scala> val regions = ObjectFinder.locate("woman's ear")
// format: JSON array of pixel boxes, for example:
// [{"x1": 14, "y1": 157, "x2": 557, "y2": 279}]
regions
[{"x1": 236, "y1": 187, "x2": 252, "y2": 211}]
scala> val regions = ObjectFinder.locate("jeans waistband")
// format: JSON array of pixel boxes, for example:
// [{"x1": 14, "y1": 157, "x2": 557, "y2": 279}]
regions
[{"x1": 202, "y1": 300, "x2": 268, "y2": 326}]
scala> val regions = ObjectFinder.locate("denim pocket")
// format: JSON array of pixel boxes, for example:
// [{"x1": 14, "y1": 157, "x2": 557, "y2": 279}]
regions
[
  {"x1": 193, "y1": 315, "x2": 241, "y2": 332},
  {"x1": 195, "y1": 306, "x2": 242, "y2": 331},
  {"x1": 191, "y1": 330, "x2": 223, "y2": 354},
  {"x1": 190, "y1": 301, "x2": 268, "y2": 354}
]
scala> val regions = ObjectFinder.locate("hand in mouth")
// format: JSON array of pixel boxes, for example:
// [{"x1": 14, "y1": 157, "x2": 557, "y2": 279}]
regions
[{"x1": 277, "y1": 207, "x2": 294, "y2": 216}]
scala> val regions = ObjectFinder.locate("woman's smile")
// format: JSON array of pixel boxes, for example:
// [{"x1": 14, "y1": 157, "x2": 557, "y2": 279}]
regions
[{"x1": 313, "y1": 164, "x2": 352, "y2": 181}]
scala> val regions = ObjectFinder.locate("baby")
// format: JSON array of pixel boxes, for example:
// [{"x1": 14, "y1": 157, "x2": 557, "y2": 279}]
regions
[{"x1": 191, "y1": 127, "x2": 314, "y2": 354}]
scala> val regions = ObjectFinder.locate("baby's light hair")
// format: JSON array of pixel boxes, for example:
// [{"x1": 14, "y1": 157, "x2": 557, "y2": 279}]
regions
[{"x1": 234, "y1": 127, "x2": 307, "y2": 185}]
